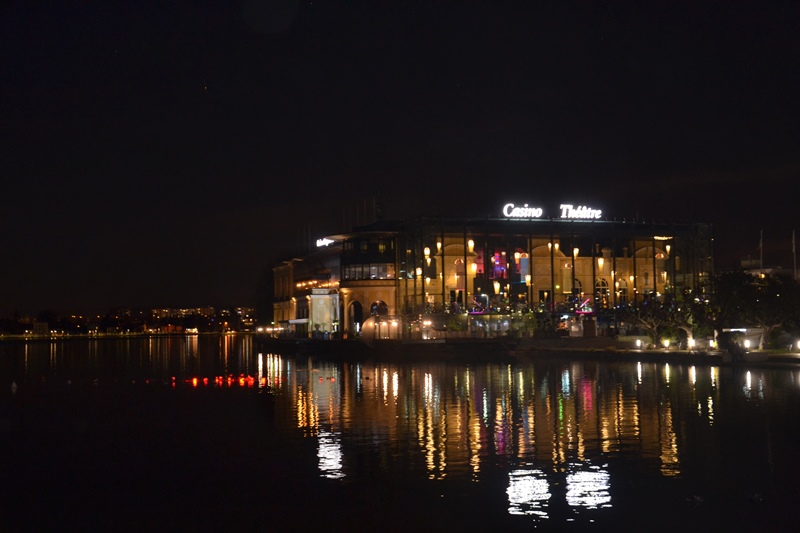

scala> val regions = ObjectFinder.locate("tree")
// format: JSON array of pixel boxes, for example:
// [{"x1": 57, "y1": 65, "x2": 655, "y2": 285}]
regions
[
  {"x1": 750, "y1": 272, "x2": 800, "y2": 349},
  {"x1": 711, "y1": 270, "x2": 800, "y2": 349},
  {"x1": 711, "y1": 270, "x2": 758, "y2": 329},
  {"x1": 621, "y1": 300, "x2": 670, "y2": 347},
  {"x1": 660, "y1": 289, "x2": 715, "y2": 347}
]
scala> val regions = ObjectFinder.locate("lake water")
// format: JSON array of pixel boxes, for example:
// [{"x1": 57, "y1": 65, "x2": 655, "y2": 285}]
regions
[{"x1": 2, "y1": 335, "x2": 800, "y2": 531}]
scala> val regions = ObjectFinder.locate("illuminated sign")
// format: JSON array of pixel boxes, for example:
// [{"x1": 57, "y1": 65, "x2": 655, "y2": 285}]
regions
[
  {"x1": 502, "y1": 203, "x2": 603, "y2": 219},
  {"x1": 502, "y1": 203, "x2": 544, "y2": 218},
  {"x1": 559, "y1": 204, "x2": 602, "y2": 220},
  {"x1": 316, "y1": 238, "x2": 334, "y2": 247}
]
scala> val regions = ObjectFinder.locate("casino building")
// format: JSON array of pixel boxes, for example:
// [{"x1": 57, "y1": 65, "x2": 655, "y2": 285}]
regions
[{"x1": 272, "y1": 203, "x2": 713, "y2": 341}]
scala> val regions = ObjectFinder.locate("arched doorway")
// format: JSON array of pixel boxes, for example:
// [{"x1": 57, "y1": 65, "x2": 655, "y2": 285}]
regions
[{"x1": 349, "y1": 301, "x2": 363, "y2": 336}]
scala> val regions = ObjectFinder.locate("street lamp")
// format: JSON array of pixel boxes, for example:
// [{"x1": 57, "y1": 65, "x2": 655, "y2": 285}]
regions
[{"x1": 525, "y1": 274, "x2": 532, "y2": 308}]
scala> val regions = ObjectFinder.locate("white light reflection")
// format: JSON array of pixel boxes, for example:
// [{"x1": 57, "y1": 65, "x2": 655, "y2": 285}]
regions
[
  {"x1": 690, "y1": 366, "x2": 696, "y2": 387},
  {"x1": 566, "y1": 465, "x2": 612, "y2": 509},
  {"x1": 317, "y1": 430, "x2": 345, "y2": 479},
  {"x1": 266, "y1": 354, "x2": 283, "y2": 390},
  {"x1": 483, "y1": 389, "x2": 489, "y2": 424},
  {"x1": 507, "y1": 469, "x2": 551, "y2": 517},
  {"x1": 664, "y1": 363, "x2": 670, "y2": 384},
  {"x1": 743, "y1": 371, "x2": 765, "y2": 400},
  {"x1": 424, "y1": 373, "x2": 433, "y2": 403},
  {"x1": 637, "y1": 362, "x2": 642, "y2": 384}
]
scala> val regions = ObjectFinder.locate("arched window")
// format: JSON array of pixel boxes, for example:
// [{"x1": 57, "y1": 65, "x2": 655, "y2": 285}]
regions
[
  {"x1": 370, "y1": 300, "x2": 389, "y2": 316},
  {"x1": 573, "y1": 278, "x2": 582, "y2": 294},
  {"x1": 453, "y1": 259, "x2": 465, "y2": 289},
  {"x1": 595, "y1": 278, "x2": 609, "y2": 308},
  {"x1": 616, "y1": 278, "x2": 628, "y2": 304}
]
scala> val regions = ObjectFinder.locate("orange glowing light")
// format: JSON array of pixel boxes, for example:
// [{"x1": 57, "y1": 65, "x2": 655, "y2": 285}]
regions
[{"x1": 192, "y1": 377, "x2": 198, "y2": 387}]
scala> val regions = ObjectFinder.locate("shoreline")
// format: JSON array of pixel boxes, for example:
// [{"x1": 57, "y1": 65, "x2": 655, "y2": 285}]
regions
[
  {"x1": 254, "y1": 335, "x2": 800, "y2": 367},
  {"x1": 0, "y1": 331, "x2": 253, "y2": 342}
]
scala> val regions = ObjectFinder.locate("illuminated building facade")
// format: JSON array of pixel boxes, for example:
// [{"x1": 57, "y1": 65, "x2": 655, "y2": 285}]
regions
[{"x1": 273, "y1": 203, "x2": 713, "y2": 339}]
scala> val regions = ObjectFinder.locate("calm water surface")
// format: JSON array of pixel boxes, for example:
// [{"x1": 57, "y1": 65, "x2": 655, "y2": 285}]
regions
[{"x1": 2, "y1": 335, "x2": 800, "y2": 531}]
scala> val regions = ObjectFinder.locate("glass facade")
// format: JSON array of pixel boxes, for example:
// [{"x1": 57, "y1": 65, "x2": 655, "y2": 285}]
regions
[{"x1": 393, "y1": 217, "x2": 712, "y2": 318}]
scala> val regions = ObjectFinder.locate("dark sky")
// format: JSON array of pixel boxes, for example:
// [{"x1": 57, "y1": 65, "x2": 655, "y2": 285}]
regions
[{"x1": 2, "y1": 1, "x2": 799, "y2": 316}]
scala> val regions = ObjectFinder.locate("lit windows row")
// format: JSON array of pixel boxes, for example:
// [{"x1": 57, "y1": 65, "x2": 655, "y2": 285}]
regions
[{"x1": 343, "y1": 263, "x2": 396, "y2": 281}]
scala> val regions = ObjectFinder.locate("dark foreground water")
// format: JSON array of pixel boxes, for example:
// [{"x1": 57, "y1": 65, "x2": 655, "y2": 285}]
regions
[{"x1": 2, "y1": 335, "x2": 800, "y2": 531}]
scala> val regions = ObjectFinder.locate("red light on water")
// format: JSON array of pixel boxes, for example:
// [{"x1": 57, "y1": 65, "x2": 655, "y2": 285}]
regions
[{"x1": 203, "y1": 377, "x2": 209, "y2": 386}]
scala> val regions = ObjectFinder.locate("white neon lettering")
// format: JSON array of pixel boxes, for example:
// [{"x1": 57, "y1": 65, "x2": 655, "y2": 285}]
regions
[
  {"x1": 502, "y1": 203, "x2": 543, "y2": 218},
  {"x1": 559, "y1": 204, "x2": 602, "y2": 219}
]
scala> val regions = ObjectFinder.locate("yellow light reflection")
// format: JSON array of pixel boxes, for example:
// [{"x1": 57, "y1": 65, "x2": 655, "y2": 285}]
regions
[
  {"x1": 707, "y1": 397, "x2": 714, "y2": 426},
  {"x1": 659, "y1": 401, "x2": 680, "y2": 476}
]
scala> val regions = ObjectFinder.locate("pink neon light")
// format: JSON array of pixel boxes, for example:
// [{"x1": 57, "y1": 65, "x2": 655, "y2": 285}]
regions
[{"x1": 576, "y1": 298, "x2": 593, "y2": 314}]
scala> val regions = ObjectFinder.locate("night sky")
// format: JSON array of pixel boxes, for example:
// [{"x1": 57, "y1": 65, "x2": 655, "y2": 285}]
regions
[{"x1": 2, "y1": 1, "x2": 799, "y2": 316}]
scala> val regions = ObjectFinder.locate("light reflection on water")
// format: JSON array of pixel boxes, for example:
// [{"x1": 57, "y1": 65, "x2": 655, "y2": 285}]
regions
[
  {"x1": 263, "y1": 354, "x2": 800, "y2": 526},
  {"x1": 4, "y1": 337, "x2": 800, "y2": 527}
]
